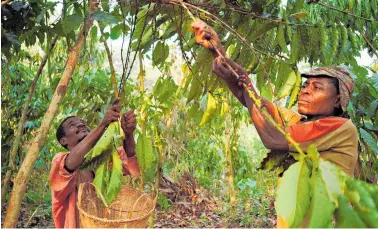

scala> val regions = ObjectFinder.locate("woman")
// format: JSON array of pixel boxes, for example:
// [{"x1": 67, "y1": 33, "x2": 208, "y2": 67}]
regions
[{"x1": 191, "y1": 20, "x2": 358, "y2": 176}]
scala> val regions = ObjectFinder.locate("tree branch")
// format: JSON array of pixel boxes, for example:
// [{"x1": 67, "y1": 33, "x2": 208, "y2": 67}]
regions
[{"x1": 362, "y1": 33, "x2": 378, "y2": 59}]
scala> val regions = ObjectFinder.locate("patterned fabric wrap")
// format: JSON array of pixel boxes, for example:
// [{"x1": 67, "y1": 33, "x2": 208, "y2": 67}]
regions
[{"x1": 301, "y1": 66, "x2": 355, "y2": 113}]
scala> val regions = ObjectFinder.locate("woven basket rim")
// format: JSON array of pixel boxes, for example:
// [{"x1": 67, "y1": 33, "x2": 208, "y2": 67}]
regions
[{"x1": 77, "y1": 183, "x2": 156, "y2": 223}]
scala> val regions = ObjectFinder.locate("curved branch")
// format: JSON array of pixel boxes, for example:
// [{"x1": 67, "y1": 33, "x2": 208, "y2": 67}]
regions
[{"x1": 362, "y1": 33, "x2": 378, "y2": 59}]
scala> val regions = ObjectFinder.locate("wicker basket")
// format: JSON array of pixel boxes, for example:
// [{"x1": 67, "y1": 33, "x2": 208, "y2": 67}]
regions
[{"x1": 77, "y1": 182, "x2": 156, "y2": 228}]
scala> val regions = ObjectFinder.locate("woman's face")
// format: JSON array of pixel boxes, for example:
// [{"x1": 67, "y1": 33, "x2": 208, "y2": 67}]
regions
[{"x1": 298, "y1": 77, "x2": 340, "y2": 117}]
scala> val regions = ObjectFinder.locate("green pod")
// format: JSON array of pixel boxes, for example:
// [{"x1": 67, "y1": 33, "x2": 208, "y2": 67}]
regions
[{"x1": 335, "y1": 195, "x2": 367, "y2": 228}]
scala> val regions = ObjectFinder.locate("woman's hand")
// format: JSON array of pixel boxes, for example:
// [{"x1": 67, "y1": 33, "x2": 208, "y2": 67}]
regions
[{"x1": 191, "y1": 20, "x2": 225, "y2": 56}]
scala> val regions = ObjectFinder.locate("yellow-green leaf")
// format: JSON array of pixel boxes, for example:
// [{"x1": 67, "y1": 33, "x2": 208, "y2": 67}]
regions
[
  {"x1": 306, "y1": 169, "x2": 336, "y2": 227},
  {"x1": 220, "y1": 100, "x2": 229, "y2": 118},
  {"x1": 105, "y1": 151, "x2": 123, "y2": 204},
  {"x1": 91, "y1": 122, "x2": 119, "y2": 159},
  {"x1": 277, "y1": 69, "x2": 296, "y2": 99},
  {"x1": 277, "y1": 25, "x2": 289, "y2": 54},
  {"x1": 292, "y1": 11, "x2": 309, "y2": 19},
  {"x1": 287, "y1": 70, "x2": 301, "y2": 108},
  {"x1": 276, "y1": 160, "x2": 311, "y2": 227},
  {"x1": 200, "y1": 93, "x2": 217, "y2": 126},
  {"x1": 335, "y1": 195, "x2": 367, "y2": 228},
  {"x1": 93, "y1": 161, "x2": 107, "y2": 197},
  {"x1": 136, "y1": 134, "x2": 155, "y2": 177}
]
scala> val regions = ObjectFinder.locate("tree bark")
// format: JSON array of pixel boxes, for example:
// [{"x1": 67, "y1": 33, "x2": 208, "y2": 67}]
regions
[
  {"x1": 1, "y1": 35, "x2": 59, "y2": 205},
  {"x1": 2, "y1": 1, "x2": 98, "y2": 227}
]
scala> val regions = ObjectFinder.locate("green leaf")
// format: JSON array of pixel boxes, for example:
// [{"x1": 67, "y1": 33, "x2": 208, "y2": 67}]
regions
[
  {"x1": 93, "y1": 162, "x2": 107, "y2": 197},
  {"x1": 276, "y1": 25, "x2": 289, "y2": 54},
  {"x1": 136, "y1": 134, "x2": 155, "y2": 177},
  {"x1": 90, "y1": 26, "x2": 98, "y2": 40},
  {"x1": 259, "y1": 150, "x2": 289, "y2": 173},
  {"x1": 92, "y1": 11, "x2": 118, "y2": 25},
  {"x1": 110, "y1": 24, "x2": 123, "y2": 40},
  {"x1": 5, "y1": 32, "x2": 21, "y2": 46},
  {"x1": 276, "y1": 160, "x2": 311, "y2": 227},
  {"x1": 287, "y1": 70, "x2": 301, "y2": 108},
  {"x1": 248, "y1": 21, "x2": 278, "y2": 42},
  {"x1": 105, "y1": 151, "x2": 123, "y2": 204},
  {"x1": 261, "y1": 84, "x2": 273, "y2": 102},
  {"x1": 220, "y1": 100, "x2": 229, "y2": 118},
  {"x1": 345, "y1": 179, "x2": 378, "y2": 228},
  {"x1": 37, "y1": 31, "x2": 45, "y2": 44},
  {"x1": 91, "y1": 122, "x2": 119, "y2": 158},
  {"x1": 36, "y1": 8, "x2": 48, "y2": 24},
  {"x1": 62, "y1": 15, "x2": 82, "y2": 34},
  {"x1": 153, "y1": 77, "x2": 177, "y2": 102},
  {"x1": 132, "y1": 7, "x2": 149, "y2": 40},
  {"x1": 274, "y1": 62, "x2": 292, "y2": 97},
  {"x1": 187, "y1": 77, "x2": 202, "y2": 103},
  {"x1": 359, "y1": 128, "x2": 378, "y2": 154},
  {"x1": 289, "y1": 32, "x2": 299, "y2": 64},
  {"x1": 306, "y1": 170, "x2": 336, "y2": 227},
  {"x1": 51, "y1": 23, "x2": 65, "y2": 37},
  {"x1": 188, "y1": 102, "x2": 203, "y2": 124},
  {"x1": 372, "y1": 73, "x2": 378, "y2": 89},
  {"x1": 277, "y1": 68, "x2": 296, "y2": 99},
  {"x1": 256, "y1": 57, "x2": 273, "y2": 90},
  {"x1": 335, "y1": 195, "x2": 367, "y2": 228},
  {"x1": 152, "y1": 41, "x2": 169, "y2": 67},
  {"x1": 319, "y1": 160, "x2": 344, "y2": 203},
  {"x1": 367, "y1": 99, "x2": 378, "y2": 117}
]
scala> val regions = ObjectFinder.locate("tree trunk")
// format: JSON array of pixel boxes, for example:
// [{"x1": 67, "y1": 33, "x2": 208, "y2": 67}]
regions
[
  {"x1": 224, "y1": 92, "x2": 236, "y2": 205},
  {"x1": 2, "y1": 1, "x2": 98, "y2": 227},
  {"x1": 1, "y1": 35, "x2": 59, "y2": 205}
]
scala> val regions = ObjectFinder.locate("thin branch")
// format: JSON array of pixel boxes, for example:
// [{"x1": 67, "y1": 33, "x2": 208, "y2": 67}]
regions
[
  {"x1": 119, "y1": 0, "x2": 139, "y2": 94},
  {"x1": 362, "y1": 33, "x2": 378, "y2": 59},
  {"x1": 98, "y1": 24, "x2": 119, "y2": 98},
  {"x1": 123, "y1": 2, "x2": 152, "y2": 87}
]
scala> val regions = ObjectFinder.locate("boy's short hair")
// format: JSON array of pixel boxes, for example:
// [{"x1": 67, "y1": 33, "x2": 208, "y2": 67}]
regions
[{"x1": 56, "y1": 116, "x2": 76, "y2": 148}]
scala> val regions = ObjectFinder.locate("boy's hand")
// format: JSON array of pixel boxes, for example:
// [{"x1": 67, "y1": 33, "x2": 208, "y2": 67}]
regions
[
  {"x1": 101, "y1": 97, "x2": 121, "y2": 127},
  {"x1": 121, "y1": 110, "x2": 136, "y2": 136},
  {"x1": 191, "y1": 20, "x2": 224, "y2": 55}
]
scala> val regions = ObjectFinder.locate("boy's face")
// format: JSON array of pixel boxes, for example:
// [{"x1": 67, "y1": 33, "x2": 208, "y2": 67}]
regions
[{"x1": 59, "y1": 117, "x2": 90, "y2": 150}]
